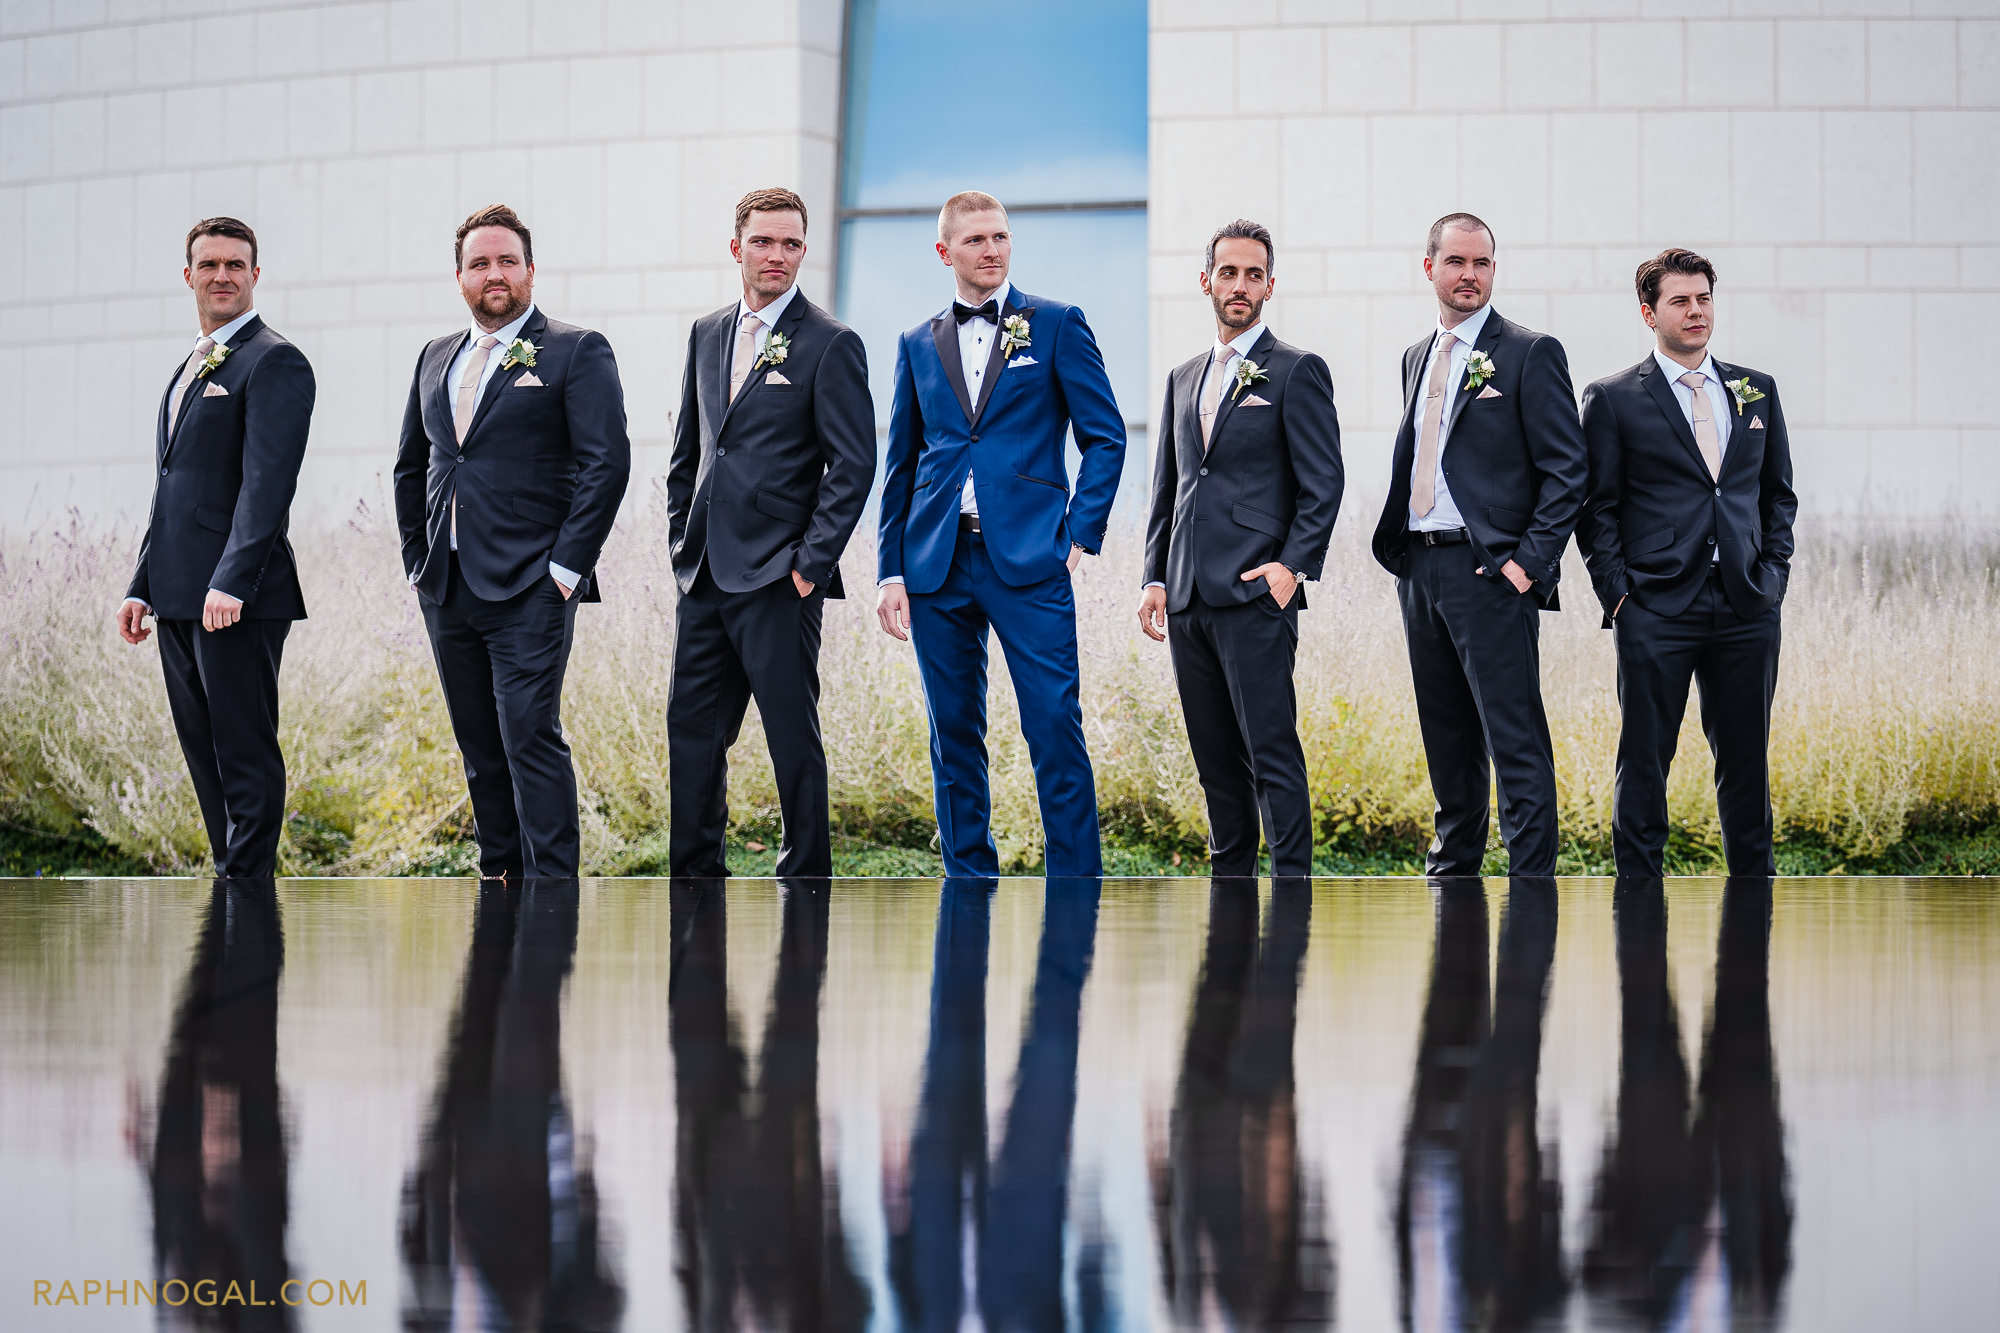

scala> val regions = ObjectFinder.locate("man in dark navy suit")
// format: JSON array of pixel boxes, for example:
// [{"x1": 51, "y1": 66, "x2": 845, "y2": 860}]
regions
[
  {"x1": 1372, "y1": 213, "x2": 1588, "y2": 877},
  {"x1": 393, "y1": 205, "x2": 631, "y2": 880},
  {"x1": 874, "y1": 191, "x2": 1126, "y2": 877},
  {"x1": 666, "y1": 188, "x2": 876, "y2": 878},
  {"x1": 1140, "y1": 219, "x2": 1343, "y2": 878},
  {"x1": 119, "y1": 217, "x2": 315, "y2": 878},
  {"x1": 1578, "y1": 250, "x2": 1797, "y2": 875}
]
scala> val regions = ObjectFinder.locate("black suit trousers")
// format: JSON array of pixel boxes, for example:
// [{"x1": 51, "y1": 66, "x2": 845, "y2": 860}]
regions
[
  {"x1": 420, "y1": 560, "x2": 581, "y2": 878},
  {"x1": 157, "y1": 617, "x2": 290, "y2": 877},
  {"x1": 1168, "y1": 591, "x2": 1313, "y2": 877},
  {"x1": 1612, "y1": 575, "x2": 1780, "y2": 876},
  {"x1": 1397, "y1": 542, "x2": 1560, "y2": 875},
  {"x1": 668, "y1": 565, "x2": 830, "y2": 877}
]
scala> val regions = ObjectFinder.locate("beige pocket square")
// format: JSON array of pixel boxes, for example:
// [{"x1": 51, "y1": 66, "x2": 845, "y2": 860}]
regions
[
  {"x1": 515, "y1": 371, "x2": 544, "y2": 387},
  {"x1": 1476, "y1": 385, "x2": 1503, "y2": 399},
  {"x1": 765, "y1": 370, "x2": 791, "y2": 385},
  {"x1": 1749, "y1": 414, "x2": 1765, "y2": 429},
  {"x1": 1240, "y1": 393, "x2": 1272, "y2": 407},
  {"x1": 201, "y1": 381, "x2": 229, "y2": 397}
]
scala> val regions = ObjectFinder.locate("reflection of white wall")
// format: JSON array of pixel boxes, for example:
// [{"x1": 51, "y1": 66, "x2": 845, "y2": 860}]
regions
[
  {"x1": 1150, "y1": 5, "x2": 2000, "y2": 521},
  {"x1": 0, "y1": 1, "x2": 843, "y2": 530}
]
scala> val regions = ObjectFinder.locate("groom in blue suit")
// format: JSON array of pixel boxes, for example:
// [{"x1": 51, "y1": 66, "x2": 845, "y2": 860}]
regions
[{"x1": 876, "y1": 191, "x2": 1126, "y2": 876}]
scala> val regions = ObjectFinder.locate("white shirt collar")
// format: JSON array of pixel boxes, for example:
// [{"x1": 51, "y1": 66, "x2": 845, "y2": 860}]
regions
[
  {"x1": 1653, "y1": 347, "x2": 1720, "y2": 386},
  {"x1": 948, "y1": 280, "x2": 1011, "y2": 320},
  {"x1": 202, "y1": 308, "x2": 259, "y2": 349},
  {"x1": 470, "y1": 302, "x2": 536, "y2": 348},
  {"x1": 1214, "y1": 321, "x2": 1265, "y2": 360},
  {"x1": 740, "y1": 282, "x2": 800, "y2": 329},
  {"x1": 1436, "y1": 301, "x2": 1493, "y2": 349}
]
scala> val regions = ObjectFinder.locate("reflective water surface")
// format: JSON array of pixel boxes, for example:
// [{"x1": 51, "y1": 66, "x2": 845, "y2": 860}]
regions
[{"x1": 2, "y1": 876, "x2": 1996, "y2": 1330}]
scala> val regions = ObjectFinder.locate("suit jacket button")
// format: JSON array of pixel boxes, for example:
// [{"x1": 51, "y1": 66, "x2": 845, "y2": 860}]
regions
[
  {"x1": 1714, "y1": 486, "x2": 1722, "y2": 496},
  {"x1": 970, "y1": 434, "x2": 979, "y2": 442},
  {"x1": 1199, "y1": 467, "x2": 1209, "y2": 476},
  {"x1": 456, "y1": 454, "x2": 465, "y2": 463},
  {"x1": 160, "y1": 466, "x2": 168, "y2": 475},
  {"x1": 1707, "y1": 535, "x2": 1716, "y2": 545}
]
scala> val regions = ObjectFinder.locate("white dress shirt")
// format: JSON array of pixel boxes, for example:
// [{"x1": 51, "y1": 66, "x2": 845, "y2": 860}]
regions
[
  {"x1": 1144, "y1": 322, "x2": 1269, "y2": 590},
  {"x1": 1653, "y1": 347, "x2": 1731, "y2": 562},
  {"x1": 125, "y1": 308, "x2": 263, "y2": 611},
  {"x1": 1407, "y1": 301, "x2": 1494, "y2": 532},
  {"x1": 736, "y1": 281, "x2": 799, "y2": 360},
  {"x1": 435, "y1": 303, "x2": 581, "y2": 591},
  {"x1": 955, "y1": 279, "x2": 1011, "y2": 517}
]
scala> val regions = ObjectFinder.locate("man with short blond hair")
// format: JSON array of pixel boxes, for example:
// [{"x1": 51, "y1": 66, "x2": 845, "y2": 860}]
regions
[
  {"x1": 665, "y1": 187, "x2": 875, "y2": 878},
  {"x1": 1577, "y1": 248, "x2": 1796, "y2": 875},
  {"x1": 875, "y1": 192, "x2": 1126, "y2": 877}
]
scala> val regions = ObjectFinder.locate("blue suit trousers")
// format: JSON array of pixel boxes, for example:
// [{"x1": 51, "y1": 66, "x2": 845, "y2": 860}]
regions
[{"x1": 908, "y1": 533, "x2": 1102, "y2": 876}]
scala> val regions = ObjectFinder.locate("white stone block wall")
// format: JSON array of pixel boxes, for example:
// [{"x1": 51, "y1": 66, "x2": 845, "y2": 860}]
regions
[
  {"x1": 0, "y1": 0, "x2": 843, "y2": 531},
  {"x1": 1150, "y1": 0, "x2": 2000, "y2": 521}
]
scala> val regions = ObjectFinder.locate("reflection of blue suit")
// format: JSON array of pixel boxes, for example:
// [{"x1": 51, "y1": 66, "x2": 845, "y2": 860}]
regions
[{"x1": 878, "y1": 289, "x2": 1126, "y2": 875}]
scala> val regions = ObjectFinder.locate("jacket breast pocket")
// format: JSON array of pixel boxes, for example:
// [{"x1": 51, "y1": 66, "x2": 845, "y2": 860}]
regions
[
  {"x1": 1626, "y1": 524, "x2": 1676, "y2": 556},
  {"x1": 512, "y1": 494, "x2": 566, "y2": 528},
  {"x1": 755, "y1": 488, "x2": 812, "y2": 525},
  {"x1": 1486, "y1": 505, "x2": 1528, "y2": 534},
  {"x1": 193, "y1": 505, "x2": 232, "y2": 534},
  {"x1": 1231, "y1": 502, "x2": 1288, "y2": 539}
]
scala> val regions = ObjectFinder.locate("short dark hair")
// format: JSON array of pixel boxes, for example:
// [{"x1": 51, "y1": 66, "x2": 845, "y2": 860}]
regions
[
  {"x1": 1635, "y1": 247, "x2": 1717, "y2": 308},
  {"x1": 455, "y1": 204, "x2": 533, "y2": 270},
  {"x1": 185, "y1": 216, "x2": 257, "y2": 268},
  {"x1": 1206, "y1": 219, "x2": 1274, "y2": 276},
  {"x1": 735, "y1": 187, "x2": 808, "y2": 238},
  {"x1": 1426, "y1": 212, "x2": 1494, "y2": 258}
]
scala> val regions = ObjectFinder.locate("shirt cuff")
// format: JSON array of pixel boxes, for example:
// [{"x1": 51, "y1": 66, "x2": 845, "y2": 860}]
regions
[
  {"x1": 549, "y1": 560, "x2": 582, "y2": 590},
  {"x1": 1144, "y1": 581, "x2": 1165, "y2": 590},
  {"x1": 123, "y1": 597, "x2": 150, "y2": 612},
  {"x1": 878, "y1": 575, "x2": 906, "y2": 587},
  {"x1": 208, "y1": 587, "x2": 243, "y2": 603}
]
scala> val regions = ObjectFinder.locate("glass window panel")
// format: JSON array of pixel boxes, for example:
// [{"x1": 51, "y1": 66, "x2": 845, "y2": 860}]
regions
[{"x1": 841, "y1": 0, "x2": 1147, "y2": 211}]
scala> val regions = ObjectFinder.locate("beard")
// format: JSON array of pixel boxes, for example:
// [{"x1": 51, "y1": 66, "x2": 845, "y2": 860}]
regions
[
  {"x1": 1211, "y1": 291, "x2": 1265, "y2": 330},
  {"x1": 471, "y1": 280, "x2": 530, "y2": 327}
]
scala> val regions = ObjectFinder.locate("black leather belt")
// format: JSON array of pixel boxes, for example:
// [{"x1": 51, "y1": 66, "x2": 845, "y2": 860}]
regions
[
  {"x1": 1413, "y1": 528, "x2": 1471, "y2": 547},
  {"x1": 959, "y1": 513, "x2": 982, "y2": 534}
]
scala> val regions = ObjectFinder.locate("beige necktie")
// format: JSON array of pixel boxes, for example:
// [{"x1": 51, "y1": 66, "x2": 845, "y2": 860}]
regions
[
  {"x1": 1679, "y1": 370, "x2": 1723, "y2": 479},
  {"x1": 728, "y1": 310, "x2": 762, "y2": 402},
  {"x1": 1199, "y1": 345, "x2": 1237, "y2": 450},
  {"x1": 455, "y1": 334, "x2": 500, "y2": 442},
  {"x1": 166, "y1": 336, "x2": 216, "y2": 432},
  {"x1": 1411, "y1": 332, "x2": 1459, "y2": 518}
]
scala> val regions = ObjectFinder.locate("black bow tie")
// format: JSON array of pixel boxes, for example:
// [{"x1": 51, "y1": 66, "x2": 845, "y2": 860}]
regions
[{"x1": 953, "y1": 299, "x2": 999, "y2": 325}]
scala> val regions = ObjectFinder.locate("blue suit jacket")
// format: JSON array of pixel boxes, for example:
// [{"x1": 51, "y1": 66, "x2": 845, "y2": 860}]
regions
[{"x1": 877, "y1": 288, "x2": 1126, "y2": 593}]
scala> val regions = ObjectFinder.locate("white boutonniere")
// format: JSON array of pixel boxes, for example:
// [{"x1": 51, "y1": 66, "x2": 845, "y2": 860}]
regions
[
  {"x1": 194, "y1": 343, "x2": 232, "y2": 379},
  {"x1": 1463, "y1": 350, "x2": 1496, "y2": 392},
  {"x1": 1725, "y1": 376, "x2": 1766, "y2": 416},
  {"x1": 759, "y1": 330, "x2": 791, "y2": 367},
  {"x1": 1000, "y1": 312, "x2": 1031, "y2": 358},
  {"x1": 501, "y1": 337, "x2": 538, "y2": 371},
  {"x1": 1231, "y1": 358, "x2": 1269, "y2": 400}
]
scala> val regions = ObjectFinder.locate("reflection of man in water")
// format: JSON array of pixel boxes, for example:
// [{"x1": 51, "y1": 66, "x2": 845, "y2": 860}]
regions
[
  {"x1": 1155, "y1": 878, "x2": 1335, "y2": 1325},
  {"x1": 889, "y1": 878, "x2": 1103, "y2": 1331},
  {"x1": 139, "y1": 879, "x2": 293, "y2": 1332},
  {"x1": 401, "y1": 881, "x2": 623, "y2": 1331},
  {"x1": 669, "y1": 879, "x2": 867, "y2": 1327},
  {"x1": 1585, "y1": 876, "x2": 1792, "y2": 1328},
  {"x1": 1396, "y1": 878, "x2": 1567, "y2": 1331}
]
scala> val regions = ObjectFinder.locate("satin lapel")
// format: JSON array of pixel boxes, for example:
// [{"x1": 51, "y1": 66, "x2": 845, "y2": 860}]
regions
[
  {"x1": 721, "y1": 294, "x2": 810, "y2": 432},
  {"x1": 429, "y1": 329, "x2": 470, "y2": 444},
  {"x1": 1640, "y1": 356, "x2": 1709, "y2": 475},
  {"x1": 1205, "y1": 327, "x2": 1275, "y2": 455},
  {"x1": 931, "y1": 312, "x2": 974, "y2": 426},
  {"x1": 462, "y1": 309, "x2": 548, "y2": 443},
  {"x1": 968, "y1": 292, "x2": 1020, "y2": 427},
  {"x1": 1444, "y1": 310, "x2": 1504, "y2": 437}
]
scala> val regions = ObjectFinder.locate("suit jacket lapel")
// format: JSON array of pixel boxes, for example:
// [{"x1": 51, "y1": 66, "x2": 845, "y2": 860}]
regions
[
  {"x1": 156, "y1": 354, "x2": 186, "y2": 464},
  {"x1": 1444, "y1": 310, "x2": 1504, "y2": 437},
  {"x1": 161, "y1": 316, "x2": 264, "y2": 463},
  {"x1": 1175, "y1": 357, "x2": 1204, "y2": 468},
  {"x1": 1640, "y1": 356, "x2": 1710, "y2": 475},
  {"x1": 462, "y1": 309, "x2": 547, "y2": 444},
  {"x1": 698, "y1": 308, "x2": 731, "y2": 436},
  {"x1": 721, "y1": 293, "x2": 810, "y2": 431},
  {"x1": 968, "y1": 291, "x2": 1020, "y2": 428},
  {"x1": 1709, "y1": 358, "x2": 1747, "y2": 474},
  {"x1": 931, "y1": 311, "x2": 974, "y2": 426},
  {"x1": 429, "y1": 329, "x2": 470, "y2": 445},
  {"x1": 1205, "y1": 327, "x2": 1274, "y2": 454}
]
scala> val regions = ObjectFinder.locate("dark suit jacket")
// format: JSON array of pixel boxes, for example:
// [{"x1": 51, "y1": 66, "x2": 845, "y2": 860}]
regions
[
  {"x1": 1578, "y1": 355, "x2": 1797, "y2": 626},
  {"x1": 667, "y1": 292, "x2": 875, "y2": 599},
  {"x1": 127, "y1": 317, "x2": 314, "y2": 620},
  {"x1": 393, "y1": 307, "x2": 630, "y2": 604},
  {"x1": 1371, "y1": 308, "x2": 1587, "y2": 610},
  {"x1": 1144, "y1": 328, "x2": 1343, "y2": 613},
  {"x1": 877, "y1": 288, "x2": 1126, "y2": 593}
]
